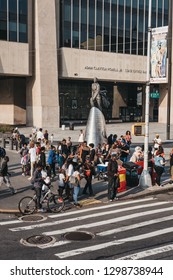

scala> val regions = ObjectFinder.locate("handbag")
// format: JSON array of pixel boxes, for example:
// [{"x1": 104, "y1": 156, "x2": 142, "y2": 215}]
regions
[{"x1": 69, "y1": 175, "x2": 79, "y2": 186}]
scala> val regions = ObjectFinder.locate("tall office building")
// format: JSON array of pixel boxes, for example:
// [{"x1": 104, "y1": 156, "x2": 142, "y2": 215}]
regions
[{"x1": 0, "y1": 0, "x2": 170, "y2": 127}]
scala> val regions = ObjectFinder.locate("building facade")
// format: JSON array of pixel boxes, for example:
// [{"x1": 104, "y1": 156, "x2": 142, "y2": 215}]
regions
[{"x1": 0, "y1": 0, "x2": 171, "y2": 128}]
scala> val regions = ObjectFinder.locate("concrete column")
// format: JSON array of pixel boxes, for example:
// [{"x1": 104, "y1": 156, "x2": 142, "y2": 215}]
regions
[
  {"x1": 26, "y1": 0, "x2": 60, "y2": 128},
  {"x1": 112, "y1": 85, "x2": 126, "y2": 118}
]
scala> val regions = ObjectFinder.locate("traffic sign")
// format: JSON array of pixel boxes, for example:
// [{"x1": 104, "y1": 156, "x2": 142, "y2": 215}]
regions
[{"x1": 150, "y1": 92, "x2": 160, "y2": 98}]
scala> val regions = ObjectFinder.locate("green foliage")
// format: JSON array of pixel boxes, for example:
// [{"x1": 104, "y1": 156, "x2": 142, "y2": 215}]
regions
[{"x1": 0, "y1": 124, "x2": 13, "y2": 133}]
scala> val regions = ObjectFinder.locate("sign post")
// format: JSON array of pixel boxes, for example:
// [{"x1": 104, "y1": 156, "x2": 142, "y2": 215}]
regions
[{"x1": 139, "y1": 0, "x2": 152, "y2": 189}]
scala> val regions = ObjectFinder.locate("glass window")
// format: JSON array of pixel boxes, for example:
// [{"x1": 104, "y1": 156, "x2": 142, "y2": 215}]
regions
[
  {"x1": 125, "y1": 0, "x2": 131, "y2": 54},
  {"x1": 19, "y1": 0, "x2": 27, "y2": 42},
  {"x1": 72, "y1": 0, "x2": 79, "y2": 48},
  {"x1": 151, "y1": 0, "x2": 156, "y2": 28},
  {"x1": 157, "y1": 0, "x2": 163, "y2": 26},
  {"x1": 0, "y1": 0, "x2": 7, "y2": 40},
  {"x1": 138, "y1": 1, "x2": 144, "y2": 55},
  {"x1": 164, "y1": 0, "x2": 168, "y2": 26},
  {"x1": 111, "y1": 0, "x2": 117, "y2": 53},
  {"x1": 88, "y1": 0, "x2": 95, "y2": 50},
  {"x1": 80, "y1": 0, "x2": 87, "y2": 49},
  {"x1": 132, "y1": 0, "x2": 137, "y2": 54},
  {"x1": 118, "y1": 0, "x2": 124, "y2": 53},
  {"x1": 9, "y1": 0, "x2": 17, "y2": 42},
  {"x1": 96, "y1": 0, "x2": 103, "y2": 51},
  {"x1": 103, "y1": 0, "x2": 110, "y2": 52},
  {"x1": 60, "y1": 0, "x2": 71, "y2": 47}
]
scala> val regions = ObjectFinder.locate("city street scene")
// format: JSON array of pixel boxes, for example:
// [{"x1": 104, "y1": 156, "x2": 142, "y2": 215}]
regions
[{"x1": 1, "y1": 0, "x2": 173, "y2": 265}]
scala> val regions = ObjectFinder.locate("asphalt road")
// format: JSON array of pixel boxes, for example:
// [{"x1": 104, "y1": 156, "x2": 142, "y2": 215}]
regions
[{"x1": 1, "y1": 195, "x2": 173, "y2": 260}]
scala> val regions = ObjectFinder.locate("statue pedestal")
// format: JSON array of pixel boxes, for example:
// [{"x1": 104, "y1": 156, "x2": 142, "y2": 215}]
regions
[{"x1": 85, "y1": 107, "x2": 107, "y2": 148}]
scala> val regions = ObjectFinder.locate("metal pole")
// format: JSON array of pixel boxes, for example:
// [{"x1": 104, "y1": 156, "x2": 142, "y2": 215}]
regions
[
  {"x1": 166, "y1": 0, "x2": 172, "y2": 140},
  {"x1": 139, "y1": 0, "x2": 152, "y2": 188},
  {"x1": 144, "y1": 0, "x2": 152, "y2": 171}
]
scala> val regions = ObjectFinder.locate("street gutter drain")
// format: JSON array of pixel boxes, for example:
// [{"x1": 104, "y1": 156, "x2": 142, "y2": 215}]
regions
[
  {"x1": 64, "y1": 231, "x2": 95, "y2": 241},
  {"x1": 20, "y1": 235, "x2": 56, "y2": 248},
  {"x1": 19, "y1": 214, "x2": 47, "y2": 222}
]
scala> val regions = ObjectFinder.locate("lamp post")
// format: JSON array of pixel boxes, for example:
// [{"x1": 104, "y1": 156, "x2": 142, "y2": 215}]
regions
[
  {"x1": 139, "y1": 0, "x2": 152, "y2": 189},
  {"x1": 59, "y1": 92, "x2": 69, "y2": 125},
  {"x1": 166, "y1": 0, "x2": 172, "y2": 140}
]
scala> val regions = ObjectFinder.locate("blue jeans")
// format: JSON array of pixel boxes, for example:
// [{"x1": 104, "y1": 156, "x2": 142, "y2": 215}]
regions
[{"x1": 73, "y1": 185, "x2": 80, "y2": 203}]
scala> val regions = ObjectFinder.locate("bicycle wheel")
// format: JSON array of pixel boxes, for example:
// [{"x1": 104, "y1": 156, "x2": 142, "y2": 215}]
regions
[
  {"x1": 18, "y1": 196, "x2": 36, "y2": 215},
  {"x1": 47, "y1": 194, "x2": 65, "y2": 213}
]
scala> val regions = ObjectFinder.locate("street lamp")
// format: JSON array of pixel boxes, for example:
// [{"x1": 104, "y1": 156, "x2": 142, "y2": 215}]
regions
[
  {"x1": 59, "y1": 92, "x2": 69, "y2": 125},
  {"x1": 139, "y1": 0, "x2": 152, "y2": 188}
]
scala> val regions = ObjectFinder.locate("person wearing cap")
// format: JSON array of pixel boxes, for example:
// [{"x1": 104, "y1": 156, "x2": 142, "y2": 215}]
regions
[{"x1": 107, "y1": 152, "x2": 119, "y2": 202}]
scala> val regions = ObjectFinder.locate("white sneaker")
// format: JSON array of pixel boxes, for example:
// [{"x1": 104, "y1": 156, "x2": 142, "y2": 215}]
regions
[{"x1": 28, "y1": 177, "x2": 32, "y2": 180}]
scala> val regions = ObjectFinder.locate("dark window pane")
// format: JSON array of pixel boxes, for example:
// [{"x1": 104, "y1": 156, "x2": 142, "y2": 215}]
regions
[
  {"x1": 80, "y1": 0, "x2": 87, "y2": 49},
  {"x1": 96, "y1": 0, "x2": 102, "y2": 51},
  {"x1": 118, "y1": 0, "x2": 124, "y2": 53},
  {"x1": 9, "y1": 0, "x2": 17, "y2": 41},
  {"x1": 111, "y1": 0, "x2": 117, "y2": 52},
  {"x1": 125, "y1": 2, "x2": 131, "y2": 54},
  {"x1": 88, "y1": 0, "x2": 95, "y2": 50},
  {"x1": 104, "y1": 0, "x2": 110, "y2": 52},
  {"x1": 132, "y1": 0, "x2": 137, "y2": 54},
  {"x1": 0, "y1": 0, "x2": 7, "y2": 40},
  {"x1": 19, "y1": 0, "x2": 28, "y2": 42},
  {"x1": 60, "y1": 0, "x2": 71, "y2": 47},
  {"x1": 72, "y1": 0, "x2": 79, "y2": 48}
]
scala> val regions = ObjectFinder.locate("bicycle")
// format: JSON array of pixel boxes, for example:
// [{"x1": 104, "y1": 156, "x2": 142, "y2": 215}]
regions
[{"x1": 18, "y1": 185, "x2": 65, "y2": 215}]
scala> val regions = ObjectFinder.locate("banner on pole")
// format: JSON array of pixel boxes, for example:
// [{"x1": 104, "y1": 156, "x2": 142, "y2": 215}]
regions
[{"x1": 150, "y1": 26, "x2": 168, "y2": 84}]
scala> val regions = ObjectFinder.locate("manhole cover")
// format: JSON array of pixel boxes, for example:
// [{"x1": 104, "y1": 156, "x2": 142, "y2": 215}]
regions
[
  {"x1": 64, "y1": 231, "x2": 95, "y2": 241},
  {"x1": 19, "y1": 214, "x2": 47, "y2": 222},
  {"x1": 20, "y1": 235, "x2": 56, "y2": 247}
]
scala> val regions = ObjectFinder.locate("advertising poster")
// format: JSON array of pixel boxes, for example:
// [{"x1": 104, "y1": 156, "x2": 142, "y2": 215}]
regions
[{"x1": 150, "y1": 26, "x2": 168, "y2": 84}]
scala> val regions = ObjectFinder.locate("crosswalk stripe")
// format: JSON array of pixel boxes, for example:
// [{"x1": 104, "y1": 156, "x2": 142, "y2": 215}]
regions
[
  {"x1": 10, "y1": 201, "x2": 169, "y2": 232},
  {"x1": 97, "y1": 215, "x2": 173, "y2": 236},
  {"x1": 39, "y1": 214, "x2": 173, "y2": 250},
  {"x1": 43, "y1": 206, "x2": 172, "y2": 236},
  {"x1": 56, "y1": 227, "x2": 173, "y2": 259},
  {"x1": 40, "y1": 240, "x2": 71, "y2": 249},
  {"x1": 0, "y1": 220, "x2": 22, "y2": 226},
  {"x1": 48, "y1": 197, "x2": 154, "y2": 219},
  {"x1": 118, "y1": 244, "x2": 173, "y2": 259}
]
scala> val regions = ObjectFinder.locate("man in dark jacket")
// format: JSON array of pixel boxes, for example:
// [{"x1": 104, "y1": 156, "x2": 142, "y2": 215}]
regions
[
  {"x1": 0, "y1": 156, "x2": 17, "y2": 194},
  {"x1": 107, "y1": 152, "x2": 119, "y2": 201},
  {"x1": 32, "y1": 163, "x2": 44, "y2": 210}
]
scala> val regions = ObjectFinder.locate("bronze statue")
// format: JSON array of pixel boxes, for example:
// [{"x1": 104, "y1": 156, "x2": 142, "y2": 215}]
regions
[{"x1": 90, "y1": 77, "x2": 110, "y2": 111}]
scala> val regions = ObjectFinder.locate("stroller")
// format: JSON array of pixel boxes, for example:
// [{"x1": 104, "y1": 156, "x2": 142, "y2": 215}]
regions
[{"x1": 96, "y1": 163, "x2": 108, "y2": 181}]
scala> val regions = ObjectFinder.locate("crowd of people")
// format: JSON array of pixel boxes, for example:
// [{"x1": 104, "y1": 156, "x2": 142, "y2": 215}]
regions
[{"x1": 0, "y1": 126, "x2": 171, "y2": 209}]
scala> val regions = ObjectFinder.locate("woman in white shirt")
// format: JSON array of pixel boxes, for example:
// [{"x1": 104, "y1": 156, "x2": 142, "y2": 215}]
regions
[
  {"x1": 28, "y1": 142, "x2": 37, "y2": 180},
  {"x1": 71, "y1": 165, "x2": 81, "y2": 207}
]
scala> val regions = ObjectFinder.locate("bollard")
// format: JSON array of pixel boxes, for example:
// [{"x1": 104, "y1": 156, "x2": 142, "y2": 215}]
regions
[
  {"x1": 2, "y1": 134, "x2": 5, "y2": 148},
  {"x1": 9, "y1": 138, "x2": 13, "y2": 150}
]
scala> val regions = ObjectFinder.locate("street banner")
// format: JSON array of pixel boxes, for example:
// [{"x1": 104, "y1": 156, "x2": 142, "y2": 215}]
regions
[{"x1": 150, "y1": 26, "x2": 168, "y2": 84}]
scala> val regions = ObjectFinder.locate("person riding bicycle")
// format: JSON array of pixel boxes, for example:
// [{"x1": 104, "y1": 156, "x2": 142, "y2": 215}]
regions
[{"x1": 32, "y1": 163, "x2": 44, "y2": 211}]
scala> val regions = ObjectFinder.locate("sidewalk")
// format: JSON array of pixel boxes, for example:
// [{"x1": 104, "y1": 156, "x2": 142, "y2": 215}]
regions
[
  {"x1": 17, "y1": 122, "x2": 173, "y2": 144},
  {"x1": 0, "y1": 122, "x2": 173, "y2": 214}
]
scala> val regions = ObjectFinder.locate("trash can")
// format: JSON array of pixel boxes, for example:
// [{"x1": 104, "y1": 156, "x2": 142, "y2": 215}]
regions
[
  {"x1": 69, "y1": 122, "x2": 74, "y2": 130},
  {"x1": 122, "y1": 162, "x2": 139, "y2": 187},
  {"x1": 62, "y1": 124, "x2": 65, "y2": 130}
]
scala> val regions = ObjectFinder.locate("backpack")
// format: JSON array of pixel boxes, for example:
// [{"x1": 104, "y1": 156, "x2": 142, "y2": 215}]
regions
[{"x1": 0, "y1": 147, "x2": 6, "y2": 158}]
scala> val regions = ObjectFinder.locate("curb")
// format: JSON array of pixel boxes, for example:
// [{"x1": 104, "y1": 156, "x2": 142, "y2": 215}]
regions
[{"x1": 0, "y1": 185, "x2": 173, "y2": 214}]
